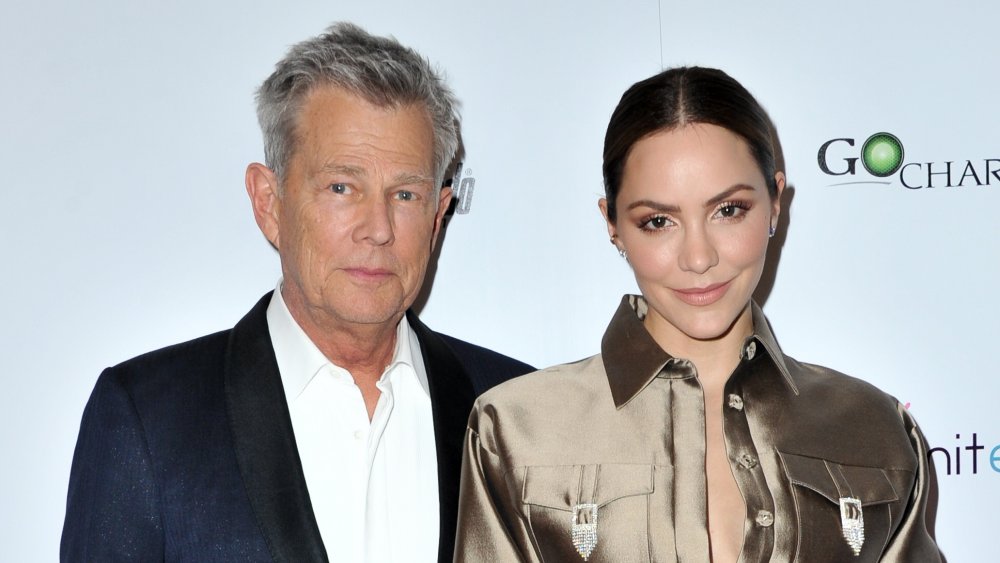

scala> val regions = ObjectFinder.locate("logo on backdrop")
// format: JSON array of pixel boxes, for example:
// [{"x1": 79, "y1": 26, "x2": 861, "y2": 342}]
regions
[
  {"x1": 927, "y1": 432, "x2": 1000, "y2": 477},
  {"x1": 449, "y1": 162, "x2": 476, "y2": 215},
  {"x1": 907, "y1": 403, "x2": 998, "y2": 478},
  {"x1": 817, "y1": 132, "x2": 999, "y2": 189}
]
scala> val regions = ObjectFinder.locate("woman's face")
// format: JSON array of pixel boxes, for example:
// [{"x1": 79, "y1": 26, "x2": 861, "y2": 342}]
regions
[{"x1": 600, "y1": 123, "x2": 784, "y2": 347}]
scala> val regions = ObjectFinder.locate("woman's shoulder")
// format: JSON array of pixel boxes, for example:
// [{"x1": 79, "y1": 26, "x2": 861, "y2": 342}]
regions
[
  {"x1": 783, "y1": 355, "x2": 901, "y2": 408},
  {"x1": 775, "y1": 355, "x2": 923, "y2": 467},
  {"x1": 473, "y1": 353, "x2": 608, "y2": 410}
]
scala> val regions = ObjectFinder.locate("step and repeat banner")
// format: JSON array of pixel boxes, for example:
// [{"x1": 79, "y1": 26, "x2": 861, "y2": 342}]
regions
[{"x1": 2, "y1": 0, "x2": 994, "y2": 560}]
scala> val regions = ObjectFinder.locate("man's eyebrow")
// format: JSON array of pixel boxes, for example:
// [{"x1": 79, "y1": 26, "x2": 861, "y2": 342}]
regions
[
  {"x1": 625, "y1": 184, "x2": 758, "y2": 213},
  {"x1": 321, "y1": 164, "x2": 367, "y2": 177},
  {"x1": 318, "y1": 165, "x2": 432, "y2": 186},
  {"x1": 392, "y1": 172, "x2": 435, "y2": 186}
]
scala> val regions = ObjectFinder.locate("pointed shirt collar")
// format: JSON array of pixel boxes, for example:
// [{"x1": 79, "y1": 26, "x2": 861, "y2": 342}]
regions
[
  {"x1": 601, "y1": 295, "x2": 797, "y2": 409},
  {"x1": 265, "y1": 281, "x2": 427, "y2": 403}
]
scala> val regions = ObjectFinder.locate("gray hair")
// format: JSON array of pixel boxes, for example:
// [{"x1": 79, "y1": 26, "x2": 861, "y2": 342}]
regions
[{"x1": 255, "y1": 22, "x2": 460, "y2": 188}]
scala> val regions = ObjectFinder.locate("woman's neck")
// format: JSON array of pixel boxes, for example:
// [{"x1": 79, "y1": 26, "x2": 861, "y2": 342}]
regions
[{"x1": 645, "y1": 303, "x2": 754, "y2": 390}]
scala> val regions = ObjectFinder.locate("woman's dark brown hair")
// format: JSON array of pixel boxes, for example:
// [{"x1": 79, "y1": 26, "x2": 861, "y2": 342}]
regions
[{"x1": 602, "y1": 66, "x2": 778, "y2": 222}]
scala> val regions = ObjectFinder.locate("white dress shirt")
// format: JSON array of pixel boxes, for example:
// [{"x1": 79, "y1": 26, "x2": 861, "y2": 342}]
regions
[{"x1": 266, "y1": 285, "x2": 439, "y2": 562}]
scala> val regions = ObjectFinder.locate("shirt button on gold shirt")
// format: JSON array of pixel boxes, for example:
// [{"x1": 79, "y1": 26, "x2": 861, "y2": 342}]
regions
[
  {"x1": 727, "y1": 394, "x2": 744, "y2": 410},
  {"x1": 738, "y1": 453, "x2": 758, "y2": 469},
  {"x1": 755, "y1": 510, "x2": 774, "y2": 527}
]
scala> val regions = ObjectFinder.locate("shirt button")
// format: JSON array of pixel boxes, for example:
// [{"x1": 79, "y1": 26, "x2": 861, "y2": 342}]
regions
[
  {"x1": 744, "y1": 341, "x2": 757, "y2": 360},
  {"x1": 755, "y1": 510, "x2": 774, "y2": 527},
  {"x1": 353, "y1": 430, "x2": 364, "y2": 440},
  {"x1": 738, "y1": 453, "x2": 758, "y2": 469},
  {"x1": 727, "y1": 394, "x2": 744, "y2": 411}
]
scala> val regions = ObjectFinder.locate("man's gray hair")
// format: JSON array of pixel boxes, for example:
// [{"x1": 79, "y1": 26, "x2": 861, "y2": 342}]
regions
[{"x1": 256, "y1": 22, "x2": 460, "y2": 188}]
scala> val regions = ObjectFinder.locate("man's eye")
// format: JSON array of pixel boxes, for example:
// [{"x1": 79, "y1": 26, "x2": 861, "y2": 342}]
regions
[
  {"x1": 395, "y1": 190, "x2": 415, "y2": 201},
  {"x1": 329, "y1": 183, "x2": 350, "y2": 194}
]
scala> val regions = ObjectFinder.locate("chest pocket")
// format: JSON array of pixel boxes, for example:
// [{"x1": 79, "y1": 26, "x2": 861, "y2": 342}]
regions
[
  {"x1": 519, "y1": 463, "x2": 653, "y2": 562},
  {"x1": 779, "y1": 451, "x2": 903, "y2": 562}
]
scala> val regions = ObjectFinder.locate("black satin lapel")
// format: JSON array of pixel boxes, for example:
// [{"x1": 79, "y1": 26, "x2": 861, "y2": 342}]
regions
[
  {"x1": 225, "y1": 293, "x2": 328, "y2": 563},
  {"x1": 408, "y1": 311, "x2": 476, "y2": 563}
]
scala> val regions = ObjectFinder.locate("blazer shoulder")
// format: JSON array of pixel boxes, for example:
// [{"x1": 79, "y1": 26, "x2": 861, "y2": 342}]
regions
[
  {"x1": 407, "y1": 311, "x2": 535, "y2": 394},
  {"x1": 437, "y1": 332, "x2": 534, "y2": 374},
  {"x1": 433, "y1": 332, "x2": 535, "y2": 396},
  {"x1": 106, "y1": 291, "x2": 273, "y2": 383},
  {"x1": 106, "y1": 329, "x2": 232, "y2": 384}
]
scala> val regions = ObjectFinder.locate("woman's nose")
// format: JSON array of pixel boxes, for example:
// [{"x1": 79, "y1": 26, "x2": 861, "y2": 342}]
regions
[{"x1": 677, "y1": 226, "x2": 719, "y2": 274}]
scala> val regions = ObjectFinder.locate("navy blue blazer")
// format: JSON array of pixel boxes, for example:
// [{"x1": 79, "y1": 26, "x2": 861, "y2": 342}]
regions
[{"x1": 61, "y1": 292, "x2": 533, "y2": 562}]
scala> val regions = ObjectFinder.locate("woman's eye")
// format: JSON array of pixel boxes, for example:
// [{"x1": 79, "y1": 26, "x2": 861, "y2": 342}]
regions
[
  {"x1": 715, "y1": 201, "x2": 751, "y2": 219},
  {"x1": 640, "y1": 215, "x2": 670, "y2": 230}
]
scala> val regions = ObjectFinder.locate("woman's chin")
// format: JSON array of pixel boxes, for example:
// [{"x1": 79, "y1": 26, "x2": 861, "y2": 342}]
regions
[
  {"x1": 659, "y1": 306, "x2": 751, "y2": 345},
  {"x1": 680, "y1": 323, "x2": 736, "y2": 343}
]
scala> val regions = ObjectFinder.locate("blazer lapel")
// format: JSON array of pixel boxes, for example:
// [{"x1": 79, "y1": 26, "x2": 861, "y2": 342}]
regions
[
  {"x1": 225, "y1": 292, "x2": 328, "y2": 563},
  {"x1": 407, "y1": 311, "x2": 478, "y2": 563}
]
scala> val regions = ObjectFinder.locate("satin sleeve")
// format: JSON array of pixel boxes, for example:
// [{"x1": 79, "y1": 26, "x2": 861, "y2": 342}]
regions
[
  {"x1": 454, "y1": 419, "x2": 527, "y2": 562},
  {"x1": 880, "y1": 404, "x2": 943, "y2": 562}
]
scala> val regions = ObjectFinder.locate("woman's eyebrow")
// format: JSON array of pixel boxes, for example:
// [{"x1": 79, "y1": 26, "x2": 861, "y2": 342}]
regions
[
  {"x1": 626, "y1": 199, "x2": 679, "y2": 213},
  {"x1": 625, "y1": 184, "x2": 757, "y2": 213},
  {"x1": 705, "y1": 184, "x2": 756, "y2": 206}
]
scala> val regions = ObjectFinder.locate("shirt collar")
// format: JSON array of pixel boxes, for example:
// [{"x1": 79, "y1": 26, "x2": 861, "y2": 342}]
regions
[
  {"x1": 747, "y1": 299, "x2": 796, "y2": 393},
  {"x1": 266, "y1": 281, "x2": 427, "y2": 402},
  {"x1": 601, "y1": 295, "x2": 797, "y2": 409},
  {"x1": 392, "y1": 310, "x2": 430, "y2": 396}
]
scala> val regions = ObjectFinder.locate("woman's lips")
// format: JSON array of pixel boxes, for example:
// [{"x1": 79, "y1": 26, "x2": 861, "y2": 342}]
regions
[{"x1": 672, "y1": 281, "x2": 731, "y2": 306}]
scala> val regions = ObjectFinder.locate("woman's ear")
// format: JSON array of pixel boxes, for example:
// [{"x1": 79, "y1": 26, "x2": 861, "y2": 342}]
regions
[
  {"x1": 771, "y1": 171, "x2": 786, "y2": 225},
  {"x1": 598, "y1": 198, "x2": 617, "y2": 240}
]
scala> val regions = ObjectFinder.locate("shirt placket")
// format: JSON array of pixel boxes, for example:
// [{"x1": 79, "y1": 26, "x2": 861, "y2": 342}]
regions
[
  {"x1": 724, "y1": 338, "x2": 775, "y2": 563},
  {"x1": 658, "y1": 358, "x2": 712, "y2": 560}
]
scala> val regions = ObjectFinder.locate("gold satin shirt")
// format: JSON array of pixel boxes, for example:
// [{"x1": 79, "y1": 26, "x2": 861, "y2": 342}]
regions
[{"x1": 455, "y1": 296, "x2": 940, "y2": 562}]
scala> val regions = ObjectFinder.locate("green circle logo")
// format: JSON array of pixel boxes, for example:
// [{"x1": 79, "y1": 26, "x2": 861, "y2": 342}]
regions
[{"x1": 861, "y1": 133, "x2": 904, "y2": 177}]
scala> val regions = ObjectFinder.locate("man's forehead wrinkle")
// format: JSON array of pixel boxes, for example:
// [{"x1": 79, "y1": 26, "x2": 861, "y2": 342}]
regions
[{"x1": 312, "y1": 144, "x2": 433, "y2": 182}]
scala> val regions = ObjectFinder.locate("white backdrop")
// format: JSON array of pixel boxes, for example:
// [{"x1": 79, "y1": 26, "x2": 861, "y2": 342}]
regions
[{"x1": 2, "y1": 1, "x2": 995, "y2": 561}]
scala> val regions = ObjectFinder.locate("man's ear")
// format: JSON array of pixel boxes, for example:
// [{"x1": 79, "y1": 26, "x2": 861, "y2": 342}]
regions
[
  {"x1": 430, "y1": 186, "x2": 453, "y2": 251},
  {"x1": 245, "y1": 163, "x2": 281, "y2": 250}
]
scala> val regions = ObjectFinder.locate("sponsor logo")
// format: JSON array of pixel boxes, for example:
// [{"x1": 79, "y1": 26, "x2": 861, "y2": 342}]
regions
[
  {"x1": 907, "y1": 403, "x2": 996, "y2": 477},
  {"x1": 860, "y1": 133, "x2": 904, "y2": 177},
  {"x1": 817, "y1": 132, "x2": 999, "y2": 189},
  {"x1": 450, "y1": 162, "x2": 476, "y2": 215},
  {"x1": 927, "y1": 432, "x2": 1000, "y2": 476}
]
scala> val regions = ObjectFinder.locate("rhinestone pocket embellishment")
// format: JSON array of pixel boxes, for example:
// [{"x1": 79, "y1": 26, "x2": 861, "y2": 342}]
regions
[
  {"x1": 839, "y1": 497, "x2": 865, "y2": 556},
  {"x1": 571, "y1": 503, "x2": 598, "y2": 560}
]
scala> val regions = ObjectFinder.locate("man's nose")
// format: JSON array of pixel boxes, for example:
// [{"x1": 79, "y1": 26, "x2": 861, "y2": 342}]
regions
[{"x1": 354, "y1": 196, "x2": 395, "y2": 246}]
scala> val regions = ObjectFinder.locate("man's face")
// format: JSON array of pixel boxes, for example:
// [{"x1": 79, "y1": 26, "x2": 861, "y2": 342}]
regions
[{"x1": 250, "y1": 86, "x2": 451, "y2": 332}]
